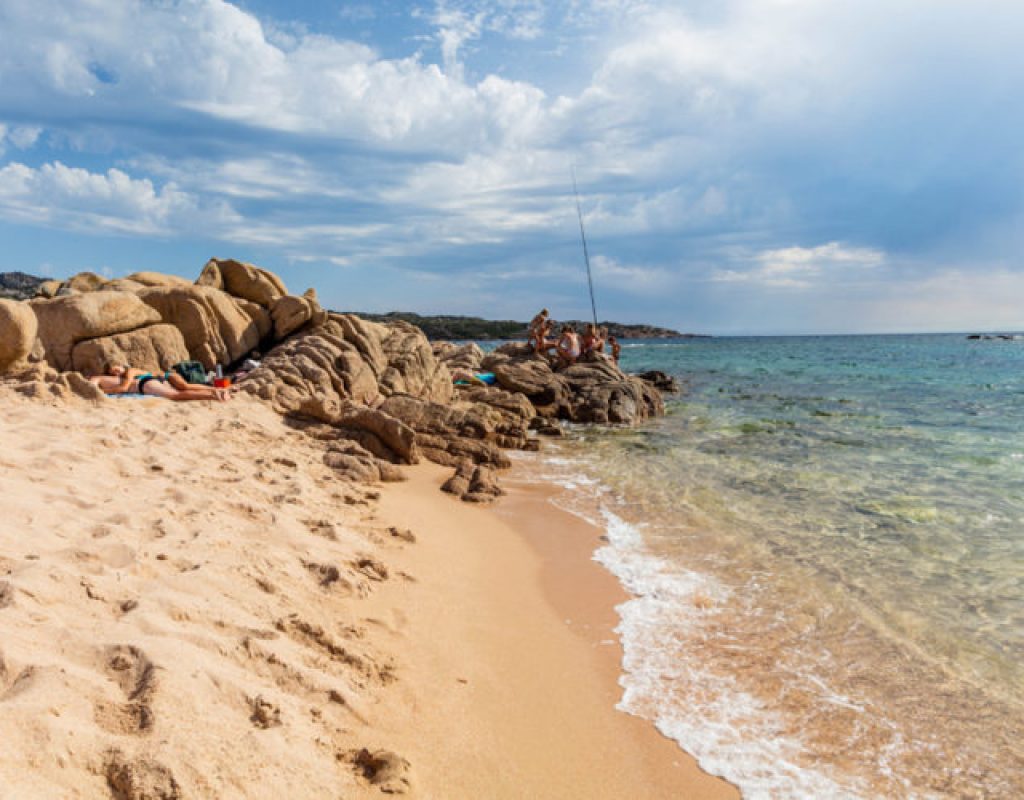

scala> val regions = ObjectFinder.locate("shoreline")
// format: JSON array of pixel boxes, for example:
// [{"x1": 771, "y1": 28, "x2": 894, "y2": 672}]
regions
[{"x1": 369, "y1": 461, "x2": 737, "y2": 799}]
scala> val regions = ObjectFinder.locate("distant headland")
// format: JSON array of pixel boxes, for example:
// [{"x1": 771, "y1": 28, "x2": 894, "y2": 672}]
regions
[
  {"x1": 343, "y1": 310, "x2": 706, "y2": 341},
  {"x1": 1, "y1": 271, "x2": 705, "y2": 340}
]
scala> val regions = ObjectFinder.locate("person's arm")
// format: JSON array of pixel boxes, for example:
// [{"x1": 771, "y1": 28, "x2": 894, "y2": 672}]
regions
[{"x1": 117, "y1": 369, "x2": 137, "y2": 393}]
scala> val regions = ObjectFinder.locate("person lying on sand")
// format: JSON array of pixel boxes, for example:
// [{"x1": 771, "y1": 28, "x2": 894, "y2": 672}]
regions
[{"x1": 89, "y1": 364, "x2": 231, "y2": 402}]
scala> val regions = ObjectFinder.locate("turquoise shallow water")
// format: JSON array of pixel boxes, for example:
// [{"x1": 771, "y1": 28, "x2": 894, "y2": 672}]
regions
[{"x1": 529, "y1": 334, "x2": 1024, "y2": 798}]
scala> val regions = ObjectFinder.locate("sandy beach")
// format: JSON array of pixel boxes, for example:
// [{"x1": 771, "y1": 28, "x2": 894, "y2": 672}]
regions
[{"x1": 0, "y1": 389, "x2": 734, "y2": 799}]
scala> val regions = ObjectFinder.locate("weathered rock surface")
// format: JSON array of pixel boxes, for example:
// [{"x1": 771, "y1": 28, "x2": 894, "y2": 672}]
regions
[
  {"x1": 71, "y1": 324, "x2": 190, "y2": 376},
  {"x1": 0, "y1": 299, "x2": 38, "y2": 372},
  {"x1": 198, "y1": 258, "x2": 287, "y2": 307},
  {"x1": 138, "y1": 286, "x2": 266, "y2": 369},
  {"x1": 270, "y1": 294, "x2": 327, "y2": 340},
  {"x1": 635, "y1": 370, "x2": 681, "y2": 393},
  {"x1": 126, "y1": 272, "x2": 193, "y2": 289},
  {"x1": 4, "y1": 258, "x2": 674, "y2": 503},
  {"x1": 432, "y1": 341, "x2": 485, "y2": 373},
  {"x1": 1, "y1": 362, "x2": 106, "y2": 402},
  {"x1": 30, "y1": 292, "x2": 161, "y2": 371},
  {"x1": 482, "y1": 343, "x2": 664, "y2": 425}
]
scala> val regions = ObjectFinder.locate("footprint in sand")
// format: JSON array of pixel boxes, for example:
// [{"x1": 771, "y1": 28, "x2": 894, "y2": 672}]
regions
[
  {"x1": 104, "y1": 749, "x2": 181, "y2": 800},
  {"x1": 302, "y1": 561, "x2": 350, "y2": 592},
  {"x1": 0, "y1": 581, "x2": 13, "y2": 609},
  {"x1": 247, "y1": 694, "x2": 282, "y2": 729},
  {"x1": 94, "y1": 645, "x2": 158, "y2": 736},
  {"x1": 345, "y1": 748, "x2": 412, "y2": 795}
]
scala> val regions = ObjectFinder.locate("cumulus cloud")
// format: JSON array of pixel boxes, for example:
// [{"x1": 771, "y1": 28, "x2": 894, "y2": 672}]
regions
[
  {"x1": 0, "y1": 0, "x2": 1020, "y2": 330},
  {"x1": 0, "y1": 161, "x2": 238, "y2": 236},
  {"x1": 712, "y1": 243, "x2": 886, "y2": 289}
]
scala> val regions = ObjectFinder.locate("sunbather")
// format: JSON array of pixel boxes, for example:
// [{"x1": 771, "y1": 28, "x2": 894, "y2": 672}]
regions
[{"x1": 89, "y1": 364, "x2": 231, "y2": 402}]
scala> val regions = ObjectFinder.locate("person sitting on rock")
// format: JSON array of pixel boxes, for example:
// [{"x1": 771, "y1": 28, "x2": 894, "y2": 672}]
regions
[
  {"x1": 581, "y1": 323, "x2": 600, "y2": 357},
  {"x1": 556, "y1": 324, "x2": 582, "y2": 368},
  {"x1": 528, "y1": 308, "x2": 549, "y2": 339},
  {"x1": 608, "y1": 335, "x2": 621, "y2": 363},
  {"x1": 90, "y1": 364, "x2": 231, "y2": 402},
  {"x1": 532, "y1": 318, "x2": 556, "y2": 356},
  {"x1": 597, "y1": 326, "x2": 609, "y2": 353}
]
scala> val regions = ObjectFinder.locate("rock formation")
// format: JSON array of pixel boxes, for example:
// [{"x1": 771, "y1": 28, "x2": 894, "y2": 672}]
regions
[
  {"x1": 0, "y1": 298, "x2": 38, "y2": 372},
  {"x1": 1, "y1": 258, "x2": 676, "y2": 497}
]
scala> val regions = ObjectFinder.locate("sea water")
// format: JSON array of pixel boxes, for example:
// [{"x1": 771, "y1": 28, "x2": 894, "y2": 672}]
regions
[{"x1": 519, "y1": 334, "x2": 1024, "y2": 799}]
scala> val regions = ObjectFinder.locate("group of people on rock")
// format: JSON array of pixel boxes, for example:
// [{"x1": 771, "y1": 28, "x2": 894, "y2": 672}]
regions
[{"x1": 528, "y1": 308, "x2": 621, "y2": 368}]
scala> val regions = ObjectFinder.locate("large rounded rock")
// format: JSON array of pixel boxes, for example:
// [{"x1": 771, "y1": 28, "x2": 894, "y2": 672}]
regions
[
  {"x1": 30, "y1": 291, "x2": 161, "y2": 371},
  {"x1": 378, "y1": 320, "x2": 453, "y2": 403},
  {"x1": 138, "y1": 286, "x2": 267, "y2": 369},
  {"x1": 0, "y1": 299, "x2": 38, "y2": 372},
  {"x1": 71, "y1": 324, "x2": 190, "y2": 376},
  {"x1": 65, "y1": 271, "x2": 107, "y2": 293},
  {"x1": 270, "y1": 295, "x2": 316, "y2": 340},
  {"x1": 197, "y1": 258, "x2": 287, "y2": 307},
  {"x1": 126, "y1": 271, "x2": 193, "y2": 289}
]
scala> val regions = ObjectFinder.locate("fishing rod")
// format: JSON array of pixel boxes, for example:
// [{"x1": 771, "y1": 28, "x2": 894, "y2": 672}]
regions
[{"x1": 572, "y1": 165, "x2": 599, "y2": 328}]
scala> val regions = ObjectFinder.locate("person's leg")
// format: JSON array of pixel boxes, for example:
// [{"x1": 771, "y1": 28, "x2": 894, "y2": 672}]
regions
[{"x1": 142, "y1": 381, "x2": 222, "y2": 402}]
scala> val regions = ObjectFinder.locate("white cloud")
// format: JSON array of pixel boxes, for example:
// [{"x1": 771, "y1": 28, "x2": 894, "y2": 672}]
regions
[
  {"x1": 0, "y1": 161, "x2": 238, "y2": 236},
  {"x1": 590, "y1": 254, "x2": 672, "y2": 293},
  {"x1": 0, "y1": 123, "x2": 42, "y2": 155},
  {"x1": 712, "y1": 242, "x2": 886, "y2": 289}
]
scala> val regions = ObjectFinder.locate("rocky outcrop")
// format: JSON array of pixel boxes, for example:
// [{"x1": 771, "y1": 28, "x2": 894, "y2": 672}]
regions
[
  {"x1": 481, "y1": 343, "x2": 664, "y2": 424},
  {"x1": 126, "y1": 272, "x2": 193, "y2": 289},
  {"x1": 1, "y1": 362, "x2": 106, "y2": 402},
  {"x1": 440, "y1": 460, "x2": 504, "y2": 503},
  {"x1": 3, "y1": 258, "x2": 676, "y2": 502},
  {"x1": 30, "y1": 292, "x2": 162, "y2": 371},
  {"x1": 0, "y1": 299, "x2": 38, "y2": 371},
  {"x1": 270, "y1": 294, "x2": 328, "y2": 340},
  {"x1": 138, "y1": 286, "x2": 267, "y2": 370},
  {"x1": 432, "y1": 342, "x2": 485, "y2": 373},
  {"x1": 70, "y1": 324, "x2": 190, "y2": 376},
  {"x1": 197, "y1": 258, "x2": 287, "y2": 307}
]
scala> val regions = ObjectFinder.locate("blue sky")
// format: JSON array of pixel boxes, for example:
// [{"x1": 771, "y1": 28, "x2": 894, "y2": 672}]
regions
[{"x1": 1, "y1": 0, "x2": 1022, "y2": 334}]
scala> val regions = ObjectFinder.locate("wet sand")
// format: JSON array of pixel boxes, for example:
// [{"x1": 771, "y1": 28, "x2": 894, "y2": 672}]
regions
[{"x1": 369, "y1": 464, "x2": 738, "y2": 799}]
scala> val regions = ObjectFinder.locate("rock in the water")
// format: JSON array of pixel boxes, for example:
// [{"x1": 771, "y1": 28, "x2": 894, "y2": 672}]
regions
[
  {"x1": 0, "y1": 298, "x2": 38, "y2": 372},
  {"x1": 71, "y1": 323, "x2": 190, "y2": 376},
  {"x1": 30, "y1": 291, "x2": 161, "y2": 371},
  {"x1": 635, "y1": 370, "x2": 680, "y2": 393}
]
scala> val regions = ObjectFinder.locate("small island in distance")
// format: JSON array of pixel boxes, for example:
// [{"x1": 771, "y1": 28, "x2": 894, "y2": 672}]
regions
[{"x1": 344, "y1": 310, "x2": 706, "y2": 341}]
